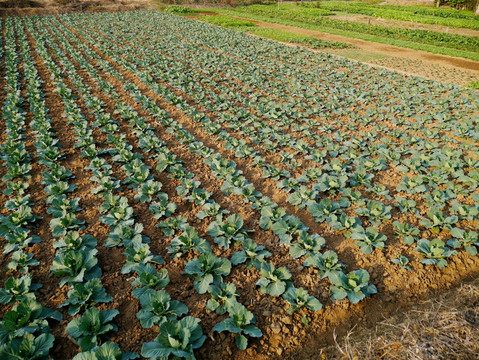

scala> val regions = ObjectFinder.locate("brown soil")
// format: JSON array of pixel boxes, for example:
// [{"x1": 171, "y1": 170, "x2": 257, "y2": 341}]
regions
[
  {"x1": 330, "y1": 13, "x2": 479, "y2": 38},
  {"x1": 186, "y1": 11, "x2": 218, "y2": 18}
]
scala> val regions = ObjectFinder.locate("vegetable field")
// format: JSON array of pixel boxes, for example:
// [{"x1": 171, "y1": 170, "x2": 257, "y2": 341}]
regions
[
  {"x1": 1, "y1": 10, "x2": 479, "y2": 360},
  {"x1": 214, "y1": 4, "x2": 479, "y2": 62}
]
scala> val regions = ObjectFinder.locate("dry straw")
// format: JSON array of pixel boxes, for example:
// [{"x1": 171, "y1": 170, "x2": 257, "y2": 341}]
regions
[{"x1": 326, "y1": 279, "x2": 479, "y2": 360}]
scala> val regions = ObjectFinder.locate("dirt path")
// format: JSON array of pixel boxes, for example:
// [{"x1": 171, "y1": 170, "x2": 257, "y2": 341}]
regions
[
  {"x1": 230, "y1": 16, "x2": 479, "y2": 86},
  {"x1": 330, "y1": 13, "x2": 479, "y2": 38}
]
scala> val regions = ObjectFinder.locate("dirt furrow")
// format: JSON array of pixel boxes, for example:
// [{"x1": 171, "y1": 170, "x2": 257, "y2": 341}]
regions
[{"x1": 8, "y1": 18, "x2": 62, "y2": 316}]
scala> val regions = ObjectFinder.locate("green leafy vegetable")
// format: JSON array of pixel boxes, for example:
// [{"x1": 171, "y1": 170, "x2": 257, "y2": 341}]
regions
[
  {"x1": 141, "y1": 317, "x2": 205, "y2": 359},
  {"x1": 329, "y1": 270, "x2": 377, "y2": 304},
  {"x1": 183, "y1": 253, "x2": 232, "y2": 294},
  {"x1": 256, "y1": 263, "x2": 292, "y2": 296},
  {"x1": 65, "y1": 307, "x2": 119, "y2": 351},
  {"x1": 213, "y1": 302, "x2": 262, "y2": 350},
  {"x1": 282, "y1": 287, "x2": 322, "y2": 314}
]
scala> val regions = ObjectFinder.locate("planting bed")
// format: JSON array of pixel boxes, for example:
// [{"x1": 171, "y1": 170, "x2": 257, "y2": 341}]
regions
[{"x1": 1, "y1": 10, "x2": 479, "y2": 360}]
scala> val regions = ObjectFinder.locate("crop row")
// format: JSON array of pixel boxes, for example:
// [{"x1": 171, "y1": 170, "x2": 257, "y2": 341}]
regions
[{"x1": 0, "y1": 17, "x2": 62, "y2": 359}]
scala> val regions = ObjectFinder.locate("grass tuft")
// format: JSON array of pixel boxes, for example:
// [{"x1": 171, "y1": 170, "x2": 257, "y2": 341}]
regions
[
  {"x1": 467, "y1": 81, "x2": 479, "y2": 89},
  {"x1": 200, "y1": 15, "x2": 255, "y2": 28},
  {"x1": 247, "y1": 27, "x2": 354, "y2": 49}
]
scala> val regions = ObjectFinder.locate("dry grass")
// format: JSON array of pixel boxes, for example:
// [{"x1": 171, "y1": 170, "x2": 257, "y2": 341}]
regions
[
  {"x1": 0, "y1": 0, "x2": 154, "y2": 16},
  {"x1": 326, "y1": 279, "x2": 479, "y2": 360}
]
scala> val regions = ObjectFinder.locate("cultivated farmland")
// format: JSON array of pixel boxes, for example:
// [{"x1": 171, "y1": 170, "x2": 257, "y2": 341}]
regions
[{"x1": 1, "y1": 10, "x2": 479, "y2": 360}]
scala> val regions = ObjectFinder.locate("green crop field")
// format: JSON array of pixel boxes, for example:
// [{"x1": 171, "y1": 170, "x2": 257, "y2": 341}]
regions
[
  {"x1": 304, "y1": 1, "x2": 479, "y2": 30},
  {"x1": 0, "y1": 9, "x2": 478, "y2": 360},
  {"x1": 211, "y1": 3, "x2": 479, "y2": 61}
]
